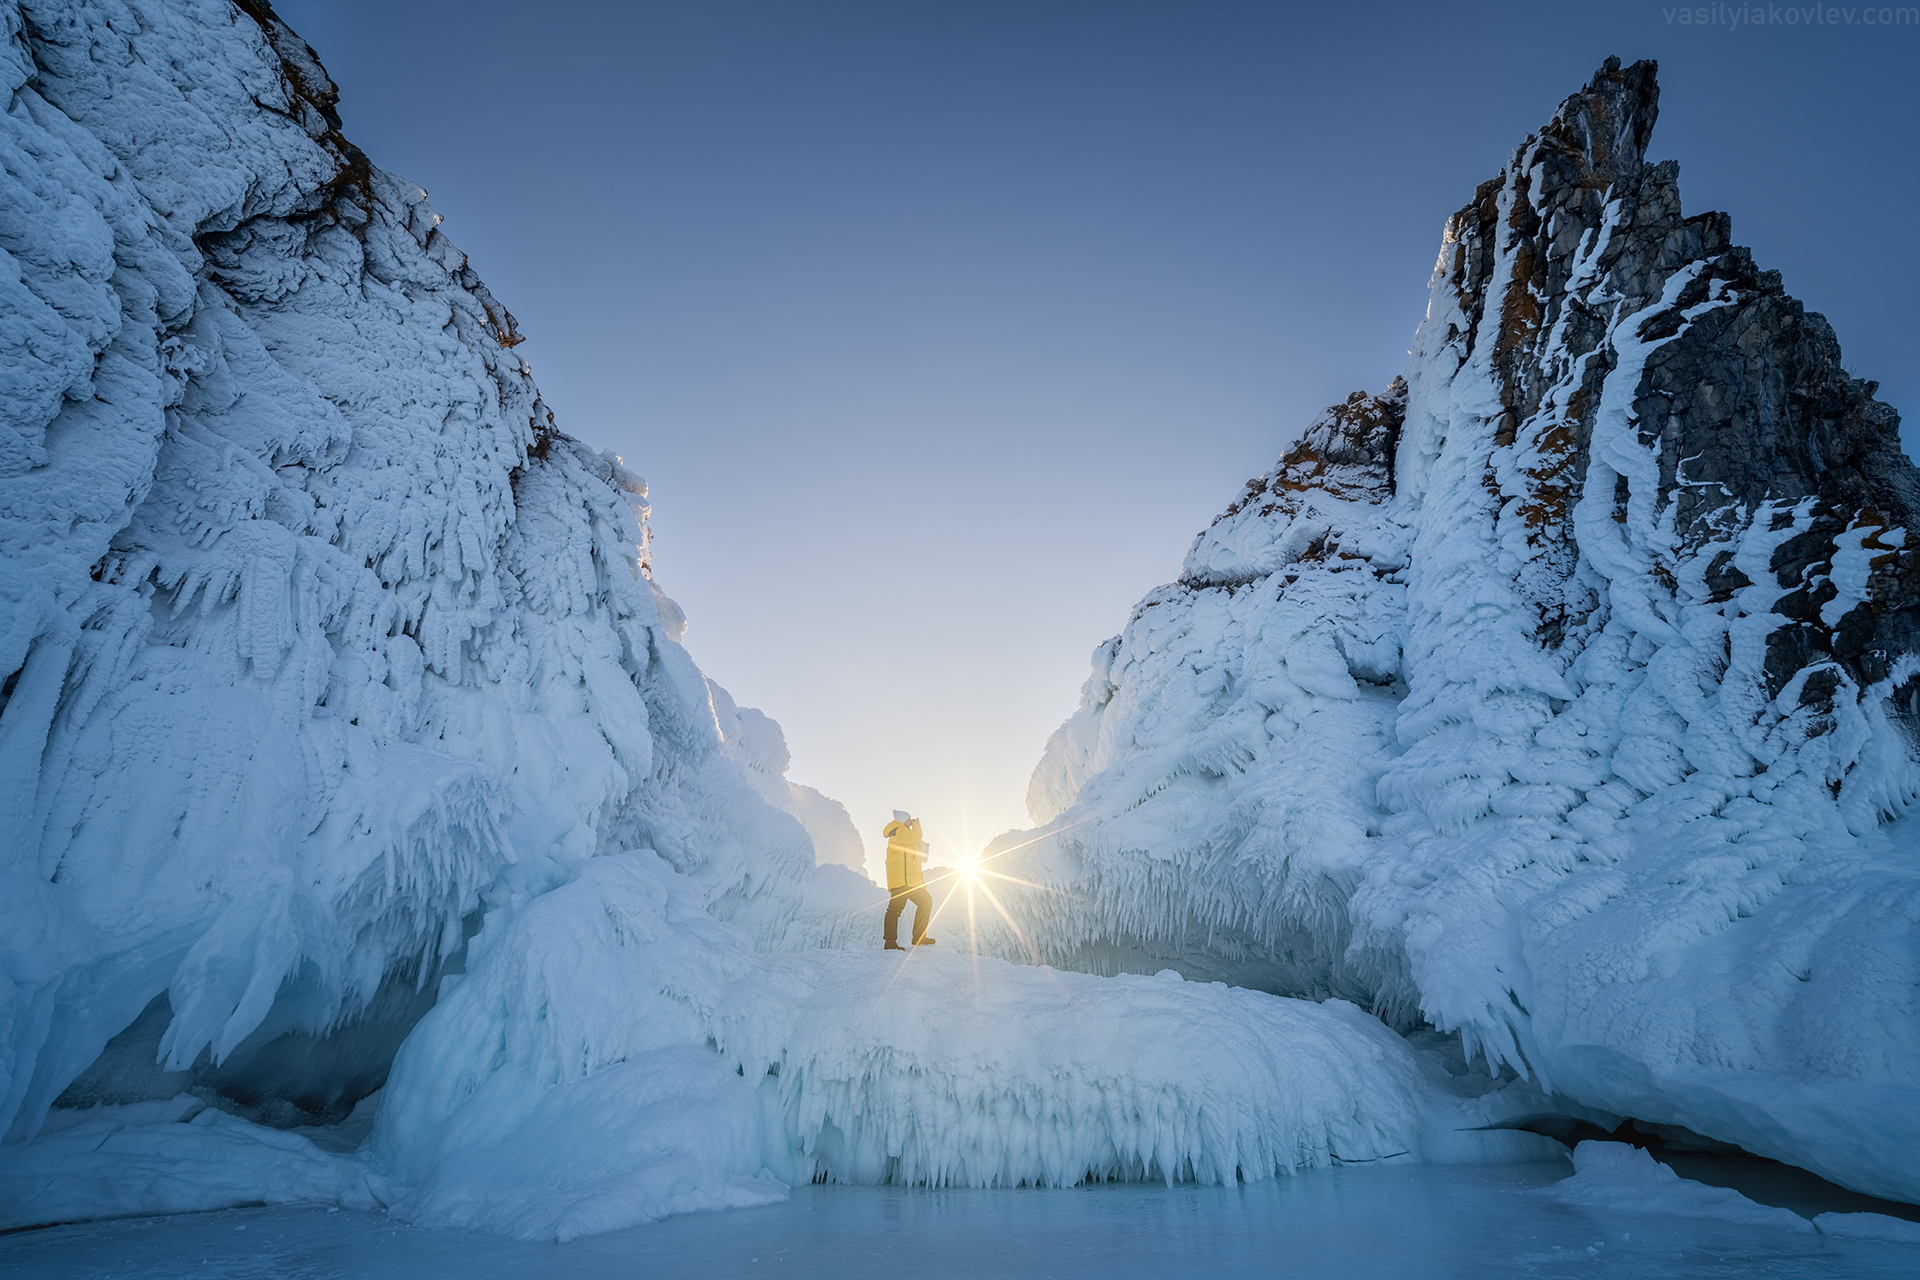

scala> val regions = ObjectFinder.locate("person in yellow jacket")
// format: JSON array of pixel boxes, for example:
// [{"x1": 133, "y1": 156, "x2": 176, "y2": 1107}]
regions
[{"x1": 882, "y1": 810, "x2": 936, "y2": 950}]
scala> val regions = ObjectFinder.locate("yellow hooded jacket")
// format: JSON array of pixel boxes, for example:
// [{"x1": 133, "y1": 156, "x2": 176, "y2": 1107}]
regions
[{"x1": 883, "y1": 818, "x2": 926, "y2": 890}]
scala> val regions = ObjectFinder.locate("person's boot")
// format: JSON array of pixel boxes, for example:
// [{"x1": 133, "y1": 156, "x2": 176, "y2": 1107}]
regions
[
  {"x1": 914, "y1": 936, "x2": 937, "y2": 946},
  {"x1": 884, "y1": 941, "x2": 907, "y2": 951}
]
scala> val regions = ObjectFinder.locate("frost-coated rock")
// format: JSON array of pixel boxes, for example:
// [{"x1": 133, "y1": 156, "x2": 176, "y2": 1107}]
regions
[
  {"x1": 998, "y1": 58, "x2": 1920, "y2": 1203},
  {"x1": 0, "y1": 0, "x2": 831, "y2": 1147}
]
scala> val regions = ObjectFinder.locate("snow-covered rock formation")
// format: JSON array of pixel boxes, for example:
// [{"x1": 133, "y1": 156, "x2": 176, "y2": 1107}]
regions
[
  {"x1": 706, "y1": 678, "x2": 886, "y2": 947},
  {"x1": 998, "y1": 58, "x2": 1920, "y2": 1204},
  {"x1": 0, "y1": 0, "x2": 839, "y2": 1147},
  {"x1": 707, "y1": 679, "x2": 869, "y2": 878}
]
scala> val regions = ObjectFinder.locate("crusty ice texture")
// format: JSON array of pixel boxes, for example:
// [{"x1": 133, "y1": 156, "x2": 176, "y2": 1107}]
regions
[
  {"x1": 994, "y1": 58, "x2": 1920, "y2": 1203},
  {"x1": 0, "y1": 0, "x2": 828, "y2": 1146},
  {"x1": 3, "y1": 851, "x2": 1571, "y2": 1236}
]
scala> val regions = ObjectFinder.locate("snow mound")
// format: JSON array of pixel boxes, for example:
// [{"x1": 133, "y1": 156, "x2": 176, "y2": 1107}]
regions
[
  {"x1": 991, "y1": 57, "x2": 1920, "y2": 1204},
  {"x1": 0, "y1": 1093, "x2": 379, "y2": 1230},
  {"x1": 367, "y1": 851, "x2": 1454, "y2": 1240},
  {"x1": 4, "y1": 849, "x2": 1566, "y2": 1238},
  {"x1": 706, "y1": 678, "x2": 886, "y2": 947},
  {"x1": 1536, "y1": 1141, "x2": 1811, "y2": 1233},
  {"x1": 1814, "y1": 1212, "x2": 1920, "y2": 1245}
]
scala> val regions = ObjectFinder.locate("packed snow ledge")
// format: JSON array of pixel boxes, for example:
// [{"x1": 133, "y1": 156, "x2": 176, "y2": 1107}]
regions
[{"x1": 3, "y1": 851, "x2": 1577, "y2": 1239}]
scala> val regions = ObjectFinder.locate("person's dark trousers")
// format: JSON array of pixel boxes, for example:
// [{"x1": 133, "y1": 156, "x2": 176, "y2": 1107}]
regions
[{"x1": 883, "y1": 885, "x2": 933, "y2": 946}]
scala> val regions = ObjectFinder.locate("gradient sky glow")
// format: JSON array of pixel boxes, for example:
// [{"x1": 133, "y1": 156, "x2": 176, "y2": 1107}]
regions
[{"x1": 274, "y1": 0, "x2": 1918, "y2": 881}]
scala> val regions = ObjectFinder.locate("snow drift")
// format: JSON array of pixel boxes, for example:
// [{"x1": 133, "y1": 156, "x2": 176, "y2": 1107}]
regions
[
  {"x1": 369, "y1": 852, "x2": 1488, "y2": 1240},
  {"x1": 994, "y1": 57, "x2": 1920, "y2": 1204}
]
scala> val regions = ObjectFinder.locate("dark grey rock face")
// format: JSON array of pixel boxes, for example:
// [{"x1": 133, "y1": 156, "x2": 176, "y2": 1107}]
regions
[
  {"x1": 1186, "y1": 59, "x2": 1916, "y2": 713},
  {"x1": 1427, "y1": 56, "x2": 1917, "y2": 715}
]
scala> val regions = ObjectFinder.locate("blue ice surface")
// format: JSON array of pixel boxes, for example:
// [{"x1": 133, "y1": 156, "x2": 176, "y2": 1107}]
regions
[{"x1": 2, "y1": 1162, "x2": 1913, "y2": 1280}]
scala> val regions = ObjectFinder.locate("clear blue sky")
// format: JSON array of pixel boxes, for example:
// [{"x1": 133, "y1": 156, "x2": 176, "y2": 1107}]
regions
[{"x1": 274, "y1": 0, "x2": 1918, "y2": 879}]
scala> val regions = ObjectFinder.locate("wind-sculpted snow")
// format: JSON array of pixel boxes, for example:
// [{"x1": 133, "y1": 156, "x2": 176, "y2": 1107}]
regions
[
  {"x1": 998, "y1": 58, "x2": 1920, "y2": 1203},
  {"x1": 0, "y1": 0, "x2": 837, "y2": 1149},
  {"x1": 705, "y1": 679, "x2": 884, "y2": 948}
]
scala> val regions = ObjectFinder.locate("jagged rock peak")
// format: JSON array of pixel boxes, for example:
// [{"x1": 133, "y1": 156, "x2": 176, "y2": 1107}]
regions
[
  {"x1": 998, "y1": 57, "x2": 1920, "y2": 1205},
  {"x1": 1235, "y1": 381, "x2": 1405, "y2": 513},
  {"x1": 1411, "y1": 55, "x2": 1916, "y2": 700}
]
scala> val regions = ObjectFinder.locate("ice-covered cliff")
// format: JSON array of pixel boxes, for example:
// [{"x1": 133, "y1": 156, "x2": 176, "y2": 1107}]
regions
[
  {"x1": 0, "y1": 0, "x2": 852, "y2": 1146},
  {"x1": 997, "y1": 58, "x2": 1920, "y2": 1202}
]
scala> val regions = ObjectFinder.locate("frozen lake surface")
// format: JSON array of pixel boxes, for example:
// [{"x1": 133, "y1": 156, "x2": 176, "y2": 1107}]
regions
[{"x1": 4, "y1": 1163, "x2": 1915, "y2": 1280}]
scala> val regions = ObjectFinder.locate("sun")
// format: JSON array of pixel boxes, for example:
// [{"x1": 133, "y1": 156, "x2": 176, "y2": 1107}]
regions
[{"x1": 873, "y1": 806, "x2": 1099, "y2": 966}]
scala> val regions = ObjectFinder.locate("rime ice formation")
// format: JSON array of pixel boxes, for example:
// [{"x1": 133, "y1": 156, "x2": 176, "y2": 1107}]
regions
[
  {"x1": 0, "y1": 0, "x2": 839, "y2": 1151},
  {"x1": 366, "y1": 853, "x2": 1525, "y2": 1240},
  {"x1": 707, "y1": 678, "x2": 869, "y2": 878},
  {"x1": 997, "y1": 58, "x2": 1920, "y2": 1204},
  {"x1": 707, "y1": 678, "x2": 885, "y2": 948}
]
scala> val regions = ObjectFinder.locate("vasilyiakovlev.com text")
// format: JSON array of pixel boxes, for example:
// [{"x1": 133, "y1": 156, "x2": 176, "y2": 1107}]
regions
[{"x1": 1664, "y1": 4, "x2": 1918, "y2": 23}]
